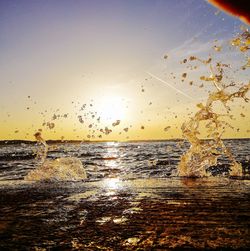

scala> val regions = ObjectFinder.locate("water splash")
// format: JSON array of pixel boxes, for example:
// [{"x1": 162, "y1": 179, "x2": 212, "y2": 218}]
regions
[
  {"x1": 25, "y1": 157, "x2": 87, "y2": 181},
  {"x1": 25, "y1": 132, "x2": 86, "y2": 181},
  {"x1": 178, "y1": 30, "x2": 250, "y2": 177},
  {"x1": 34, "y1": 131, "x2": 48, "y2": 164}
]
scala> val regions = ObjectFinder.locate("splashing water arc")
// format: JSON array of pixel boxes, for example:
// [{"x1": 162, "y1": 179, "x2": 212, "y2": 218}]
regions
[{"x1": 178, "y1": 30, "x2": 250, "y2": 177}]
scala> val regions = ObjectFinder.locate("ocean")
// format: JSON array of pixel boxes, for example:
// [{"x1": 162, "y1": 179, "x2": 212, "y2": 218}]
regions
[
  {"x1": 0, "y1": 139, "x2": 249, "y2": 250},
  {"x1": 1, "y1": 139, "x2": 249, "y2": 181}
]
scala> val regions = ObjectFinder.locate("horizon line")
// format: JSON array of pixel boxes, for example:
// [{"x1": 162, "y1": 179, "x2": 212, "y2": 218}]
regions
[{"x1": 0, "y1": 137, "x2": 249, "y2": 144}]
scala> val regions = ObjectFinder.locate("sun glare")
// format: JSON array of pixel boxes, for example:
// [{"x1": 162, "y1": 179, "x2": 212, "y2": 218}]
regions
[
  {"x1": 103, "y1": 178, "x2": 122, "y2": 190},
  {"x1": 96, "y1": 96, "x2": 126, "y2": 122}
]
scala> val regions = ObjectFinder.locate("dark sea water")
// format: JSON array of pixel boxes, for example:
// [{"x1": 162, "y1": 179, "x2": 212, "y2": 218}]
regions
[
  {"x1": 0, "y1": 139, "x2": 250, "y2": 250},
  {"x1": 0, "y1": 139, "x2": 249, "y2": 181}
]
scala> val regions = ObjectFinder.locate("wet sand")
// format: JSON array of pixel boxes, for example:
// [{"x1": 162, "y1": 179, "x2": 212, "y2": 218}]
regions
[{"x1": 0, "y1": 177, "x2": 249, "y2": 250}]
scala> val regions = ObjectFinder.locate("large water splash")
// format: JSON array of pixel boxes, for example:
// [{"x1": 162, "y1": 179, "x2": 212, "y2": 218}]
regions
[{"x1": 178, "y1": 30, "x2": 250, "y2": 177}]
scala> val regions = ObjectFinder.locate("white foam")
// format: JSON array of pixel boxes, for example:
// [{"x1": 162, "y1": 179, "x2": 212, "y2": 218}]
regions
[{"x1": 25, "y1": 157, "x2": 87, "y2": 181}]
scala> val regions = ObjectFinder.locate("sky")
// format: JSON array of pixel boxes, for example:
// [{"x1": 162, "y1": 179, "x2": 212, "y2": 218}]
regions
[{"x1": 0, "y1": 0, "x2": 249, "y2": 141}]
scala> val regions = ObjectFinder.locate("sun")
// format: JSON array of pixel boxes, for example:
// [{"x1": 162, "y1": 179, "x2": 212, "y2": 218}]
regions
[{"x1": 95, "y1": 96, "x2": 126, "y2": 122}]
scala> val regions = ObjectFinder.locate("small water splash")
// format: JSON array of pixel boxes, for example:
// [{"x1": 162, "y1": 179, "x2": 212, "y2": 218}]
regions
[
  {"x1": 178, "y1": 30, "x2": 250, "y2": 177},
  {"x1": 25, "y1": 157, "x2": 86, "y2": 181},
  {"x1": 25, "y1": 133, "x2": 86, "y2": 181},
  {"x1": 34, "y1": 131, "x2": 48, "y2": 164}
]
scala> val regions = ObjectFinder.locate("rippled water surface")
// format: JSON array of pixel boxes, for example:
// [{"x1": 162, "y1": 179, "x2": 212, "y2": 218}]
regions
[
  {"x1": 0, "y1": 139, "x2": 249, "y2": 181},
  {"x1": 0, "y1": 140, "x2": 249, "y2": 250}
]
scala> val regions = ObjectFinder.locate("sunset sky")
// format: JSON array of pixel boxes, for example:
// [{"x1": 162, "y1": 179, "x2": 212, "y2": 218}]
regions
[{"x1": 0, "y1": 0, "x2": 249, "y2": 141}]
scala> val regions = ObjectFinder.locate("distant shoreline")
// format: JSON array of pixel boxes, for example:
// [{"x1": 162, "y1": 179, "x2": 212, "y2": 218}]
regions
[{"x1": 0, "y1": 138, "x2": 249, "y2": 145}]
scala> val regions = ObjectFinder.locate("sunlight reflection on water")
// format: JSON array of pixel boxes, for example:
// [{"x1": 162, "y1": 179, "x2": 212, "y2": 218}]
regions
[{"x1": 103, "y1": 177, "x2": 122, "y2": 190}]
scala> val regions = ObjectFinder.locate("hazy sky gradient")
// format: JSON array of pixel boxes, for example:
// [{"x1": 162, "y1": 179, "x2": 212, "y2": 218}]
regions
[{"x1": 0, "y1": 0, "x2": 249, "y2": 140}]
